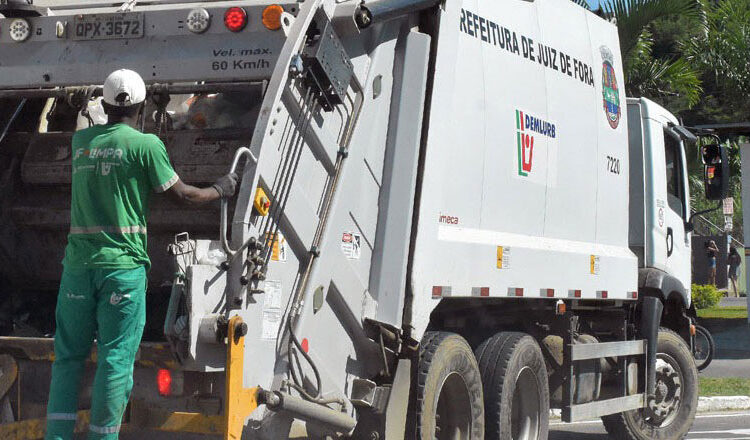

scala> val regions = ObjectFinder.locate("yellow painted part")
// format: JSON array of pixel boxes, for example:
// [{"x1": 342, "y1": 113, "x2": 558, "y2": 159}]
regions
[
  {"x1": 129, "y1": 399, "x2": 226, "y2": 434},
  {"x1": 496, "y1": 246, "x2": 504, "y2": 269},
  {"x1": 0, "y1": 411, "x2": 89, "y2": 440},
  {"x1": 224, "y1": 316, "x2": 259, "y2": 440},
  {"x1": 253, "y1": 188, "x2": 271, "y2": 216},
  {"x1": 156, "y1": 411, "x2": 225, "y2": 434}
]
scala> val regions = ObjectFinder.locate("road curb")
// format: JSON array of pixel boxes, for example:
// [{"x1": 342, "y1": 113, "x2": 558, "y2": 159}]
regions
[
  {"x1": 549, "y1": 396, "x2": 750, "y2": 420},
  {"x1": 698, "y1": 396, "x2": 750, "y2": 412}
]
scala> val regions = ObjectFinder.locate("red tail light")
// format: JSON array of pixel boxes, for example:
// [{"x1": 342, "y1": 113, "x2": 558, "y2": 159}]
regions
[
  {"x1": 157, "y1": 369, "x2": 172, "y2": 396},
  {"x1": 224, "y1": 7, "x2": 248, "y2": 32}
]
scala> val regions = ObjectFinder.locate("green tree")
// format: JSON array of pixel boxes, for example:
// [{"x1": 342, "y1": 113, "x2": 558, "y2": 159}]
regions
[
  {"x1": 574, "y1": 0, "x2": 704, "y2": 107},
  {"x1": 684, "y1": 0, "x2": 750, "y2": 122}
]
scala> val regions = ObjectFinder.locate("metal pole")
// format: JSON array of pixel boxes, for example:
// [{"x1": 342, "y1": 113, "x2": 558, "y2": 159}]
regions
[{"x1": 740, "y1": 142, "x2": 750, "y2": 322}]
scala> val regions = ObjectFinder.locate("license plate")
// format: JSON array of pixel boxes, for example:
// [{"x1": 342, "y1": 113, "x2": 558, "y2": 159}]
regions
[{"x1": 72, "y1": 12, "x2": 144, "y2": 41}]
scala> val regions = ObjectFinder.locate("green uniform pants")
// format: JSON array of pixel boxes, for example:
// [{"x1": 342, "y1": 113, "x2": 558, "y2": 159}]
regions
[{"x1": 46, "y1": 267, "x2": 147, "y2": 440}]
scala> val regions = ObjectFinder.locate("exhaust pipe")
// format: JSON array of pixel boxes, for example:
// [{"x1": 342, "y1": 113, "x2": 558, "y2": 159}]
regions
[
  {"x1": 354, "y1": 0, "x2": 441, "y2": 29},
  {"x1": 639, "y1": 296, "x2": 663, "y2": 398}
]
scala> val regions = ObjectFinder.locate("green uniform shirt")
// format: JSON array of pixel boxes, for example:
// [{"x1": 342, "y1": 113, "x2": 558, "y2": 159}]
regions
[{"x1": 63, "y1": 123, "x2": 178, "y2": 270}]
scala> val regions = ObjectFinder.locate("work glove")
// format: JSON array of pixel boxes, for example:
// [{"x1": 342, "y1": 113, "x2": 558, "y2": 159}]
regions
[{"x1": 213, "y1": 173, "x2": 239, "y2": 198}]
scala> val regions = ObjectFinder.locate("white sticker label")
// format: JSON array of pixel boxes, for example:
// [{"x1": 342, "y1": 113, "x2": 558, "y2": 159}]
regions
[
  {"x1": 261, "y1": 280, "x2": 283, "y2": 340},
  {"x1": 590, "y1": 255, "x2": 600, "y2": 275},
  {"x1": 261, "y1": 311, "x2": 282, "y2": 339},
  {"x1": 497, "y1": 246, "x2": 511, "y2": 269},
  {"x1": 341, "y1": 232, "x2": 362, "y2": 260}
]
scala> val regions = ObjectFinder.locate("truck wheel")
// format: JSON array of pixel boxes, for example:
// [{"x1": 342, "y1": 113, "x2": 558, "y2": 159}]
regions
[
  {"x1": 475, "y1": 332, "x2": 549, "y2": 440},
  {"x1": 601, "y1": 328, "x2": 698, "y2": 440},
  {"x1": 415, "y1": 331, "x2": 484, "y2": 440}
]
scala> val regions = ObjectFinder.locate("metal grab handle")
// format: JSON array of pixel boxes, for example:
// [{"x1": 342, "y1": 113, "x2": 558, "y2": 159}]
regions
[
  {"x1": 666, "y1": 227, "x2": 674, "y2": 257},
  {"x1": 220, "y1": 147, "x2": 256, "y2": 257}
]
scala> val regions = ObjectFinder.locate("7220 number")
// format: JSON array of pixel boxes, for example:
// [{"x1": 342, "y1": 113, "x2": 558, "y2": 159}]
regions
[{"x1": 607, "y1": 156, "x2": 621, "y2": 175}]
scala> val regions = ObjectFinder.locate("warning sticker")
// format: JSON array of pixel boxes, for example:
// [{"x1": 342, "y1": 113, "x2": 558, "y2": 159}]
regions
[
  {"x1": 266, "y1": 232, "x2": 288, "y2": 262},
  {"x1": 497, "y1": 246, "x2": 511, "y2": 269},
  {"x1": 261, "y1": 280, "x2": 283, "y2": 340},
  {"x1": 341, "y1": 232, "x2": 362, "y2": 260},
  {"x1": 590, "y1": 255, "x2": 600, "y2": 275}
]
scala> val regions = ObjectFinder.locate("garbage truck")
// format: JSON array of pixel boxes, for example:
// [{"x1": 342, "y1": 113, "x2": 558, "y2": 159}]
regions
[{"x1": 0, "y1": 0, "x2": 730, "y2": 438}]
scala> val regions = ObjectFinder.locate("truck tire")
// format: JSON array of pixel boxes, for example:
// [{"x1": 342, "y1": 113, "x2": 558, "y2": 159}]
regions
[
  {"x1": 475, "y1": 332, "x2": 549, "y2": 440},
  {"x1": 415, "y1": 331, "x2": 484, "y2": 440},
  {"x1": 601, "y1": 328, "x2": 698, "y2": 440}
]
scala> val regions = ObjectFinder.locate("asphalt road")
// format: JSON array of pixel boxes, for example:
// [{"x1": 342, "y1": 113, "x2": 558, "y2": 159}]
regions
[
  {"x1": 551, "y1": 411, "x2": 750, "y2": 439},
  {"x1": 108, "y1": 411, "x2": 750, "y2": 439}
]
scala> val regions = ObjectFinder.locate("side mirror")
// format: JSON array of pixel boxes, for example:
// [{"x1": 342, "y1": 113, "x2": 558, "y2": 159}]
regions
[
  {"x1": 684, "y1": 220, "x2": 694, "y2": 233},
  {"x1": 702, "y1": 144, "x2": 730, "y2": 200}
]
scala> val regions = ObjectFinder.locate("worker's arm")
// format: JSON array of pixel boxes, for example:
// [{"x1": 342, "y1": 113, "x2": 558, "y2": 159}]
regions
[{"x1": 167, "y1": 173, "x2": 238, "y2": 206}]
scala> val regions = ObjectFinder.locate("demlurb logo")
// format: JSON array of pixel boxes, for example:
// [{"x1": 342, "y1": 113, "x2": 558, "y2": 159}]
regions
[{"x1": 515, "y1": 110, "x2": 556, "y2": 177}]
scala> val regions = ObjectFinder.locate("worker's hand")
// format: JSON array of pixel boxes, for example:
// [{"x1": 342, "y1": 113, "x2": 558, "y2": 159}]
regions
[{"x1": 212, "y1": 173, "x2": 239, "y2": 198}]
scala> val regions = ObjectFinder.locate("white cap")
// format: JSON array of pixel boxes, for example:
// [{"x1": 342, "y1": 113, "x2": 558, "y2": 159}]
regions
[{"x1": 102, "y1": 69, "x2": 146, "y2": 107}]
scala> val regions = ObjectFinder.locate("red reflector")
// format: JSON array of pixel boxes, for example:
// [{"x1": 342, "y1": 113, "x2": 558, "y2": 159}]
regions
[
  {"x1": 432, "y1": 286, "x2": 442, "y2": 298},
  {"x1": 480, "y1": 287, "x2": 490, "y2": 297},
  {"x1": 631, "y1": 291, "x2": 638, "y2": 299},
  {"x1": 157, "y1": 369, "x2": 172, "y2": 396},
  {"x1": 515, "y1": 288, "x2": 523, "y2": 297},
  {"x1": 301, "y1": 338, "x2": 309, "y2": 353},
  {"x1": 546, "y1": 288, "x2": 554, "y2": 297},
  {"x1": 224, "y1": 7, "x2": 248, "y2": 32},
  {"x1": 601, "y1": 291, "x2": 608, "y2": 299},
  {"x1": 574, "y1": 290, "x2": 581, "y2": 298}
]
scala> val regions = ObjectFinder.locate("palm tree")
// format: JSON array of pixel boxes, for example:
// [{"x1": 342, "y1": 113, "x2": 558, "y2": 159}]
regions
[
  {"x1": 685, "y1": 0, "x2": 750, "y2": 118},
  {"x1": 573, "y1": 0, "x2": 704, "y2": 106}
]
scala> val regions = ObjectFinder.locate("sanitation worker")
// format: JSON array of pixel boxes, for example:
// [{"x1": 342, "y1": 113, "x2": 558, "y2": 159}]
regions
[{"x1": 45, "y1": 69, "x2": 238, "y2": 440}]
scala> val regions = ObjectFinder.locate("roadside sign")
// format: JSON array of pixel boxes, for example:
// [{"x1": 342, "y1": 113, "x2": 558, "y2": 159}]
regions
[{"x1": 724, "y1": 197, "x2": 734, "y2": 215}]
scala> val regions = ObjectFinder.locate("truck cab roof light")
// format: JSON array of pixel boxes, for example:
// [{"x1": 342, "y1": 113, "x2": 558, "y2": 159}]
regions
[
  {"x1": 186, "y1": 8, "x2": 210, "y2": 34},
  {"x1": 9, "y1": 18, "x2": 31, "y2": 42},
  {"x1": 262, "y1": 4, "x2": 284, "y2": 30},
  {"x1": 224, "y1": 7, "x2": 247, "y2": 32}
]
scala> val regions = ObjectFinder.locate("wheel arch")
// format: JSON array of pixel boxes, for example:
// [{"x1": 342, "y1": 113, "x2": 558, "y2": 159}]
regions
[{"x1": 638, "y1": 268, "x2": 693, "y2": 343}]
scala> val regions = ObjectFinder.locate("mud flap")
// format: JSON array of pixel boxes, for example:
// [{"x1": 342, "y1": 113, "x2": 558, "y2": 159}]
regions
[{"x1": 640, "y1": 296, "x2": 663, "y2": 398}]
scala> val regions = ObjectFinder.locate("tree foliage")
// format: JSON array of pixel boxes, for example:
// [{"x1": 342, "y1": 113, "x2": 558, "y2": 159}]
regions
[
  {"x1": 684, "y1": 0, "x2": 750, "y2": 121},
  {"x1": 572, "y1": 0, "x2": 705, "y2": 106},
  {"x1": 572, "y1": 0, "x2": 749, "y2": 241}
]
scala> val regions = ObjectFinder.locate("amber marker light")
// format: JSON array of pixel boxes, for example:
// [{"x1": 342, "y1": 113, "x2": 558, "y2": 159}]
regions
[{"x1": 262, "y1": 5, "x2": 284, "y2": 30}]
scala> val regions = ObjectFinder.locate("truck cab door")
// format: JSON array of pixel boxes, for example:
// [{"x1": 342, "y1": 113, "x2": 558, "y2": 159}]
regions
[
  {"x1": 644, "y1": 114, "x2": 691, "y2": 287},
  {"x1": 662, "y1": 131, "x2": 691, "y2": 285}
]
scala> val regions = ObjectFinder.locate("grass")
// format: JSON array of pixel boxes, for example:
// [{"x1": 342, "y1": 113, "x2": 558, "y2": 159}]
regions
[
  {"x1": 697, "y1": 306, "x2": 748, "y2": 319},
  {"x1": 700, "y1": 377, "x2": 750, "y2": 396}
]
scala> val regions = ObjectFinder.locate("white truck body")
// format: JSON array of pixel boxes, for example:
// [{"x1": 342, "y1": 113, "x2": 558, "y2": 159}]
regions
[
  {"x1": 0, "y1": 0, "x2": 710, "y2": 438},
  {"x1": 411, "y1": 0, "x2": 637, "y2": 337}
]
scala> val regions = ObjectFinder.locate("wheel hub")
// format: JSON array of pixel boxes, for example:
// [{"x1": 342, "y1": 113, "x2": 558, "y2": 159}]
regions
[{"x1": 646, "y1": 357, "x2": 682, "y2": 426}]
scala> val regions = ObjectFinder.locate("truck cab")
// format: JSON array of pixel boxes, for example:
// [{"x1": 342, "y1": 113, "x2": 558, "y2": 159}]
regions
[{"x1": 628, "y1": 98, "x2": 693, "y2": 309}]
